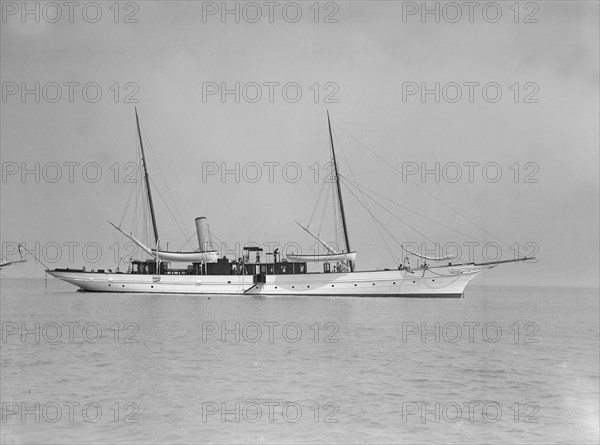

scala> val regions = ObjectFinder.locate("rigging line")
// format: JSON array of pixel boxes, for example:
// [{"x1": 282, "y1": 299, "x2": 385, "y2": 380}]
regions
[
  {"x1": 317, "y1": 151, "x2": 339, "y2": 249},
  {"x1": 120, "y1": 121, "x2": 139, "y2": 228},
  {"x1": 133, "y1": 173, "x2": 146, "y2": 241},
  {"x1": 143, "y1": 132, "x2": 185, "y2": 231},
  {"x1": 124, "y1": 140, "x2": 144, "y2": 231},
  {"x1": 19, "y1": 245, "x2": 50, "y2": 270},
  {"x1": 119, "y1": 130, "x2": 142, "y2": 228},
  {"x1": 341, "y1": 180, "x2": 399, "y2": 265},
  {"x1": 360, "y1": 255, "x2": 386, "y2": 271},
  {"x1": 140, "y1": 187, "x2": 150, "y2": 248},
  {"x1": 120, "y1": 182, "x2": 136, "y2": 227},
  {"x1": 178, "y1": 230, "x2": 198, "y2": 251},
  {"x1": 347, "y1": 180, "x2": 398, "y2": 264},
  {"x1": 333, "y1": 125, "x2": 395, "y2": 262},
  {"x1": 132, "y1": 178, "x2": 141, "y2": 232},
  {"x1": 427, "y1": 267, "x2": 462, "y2": 276},
  {"x1": 343, "y1": 175, "x2": 516, "y2": 256},
  {"x1": 332, "y1": 121, "x2": 520, "y2": 255},
  {"x1": 343, "y1": 177, "x2": 467, "y2": 262},
  {"x1": 342, "y1": 184, "x2": 398, "y2": 268},
  {"x1": 148, "y1": 176, "x2": 190, "y2": 247},
  {"x1": 205, "y1": 230, "x2": 228, "y2": 255},
  {"x1": 139, "y1": 120, "x2": 193, "y2": 241},
  {"x1": 129, "y1": 135, "x2": 152, "y2": 250},
  {"x1": 348, "y1": 182, "x2": 465, "y2": 264},
  {"x1": 342, "y1": 175, "x2": 480, "y2": 243},
  {"x1": 311, "y1": 167, "x2": 332, "y2": 240},
  {"x1": 332, "y1": 126, "x2": 396, "y2": 263},
  {"x1": 308, "y1": 178, "x2": 328, "y2": 227},
  {"x1": 343, "y1": 177, "x2": 436, "y2": 245},
  {"x1": 332, "y1": 182, "x2": 340, "y2": 250},
  {"x1": 206, "y1": 231, "x2": 251, "y2": 255},
  {"x1": 326, "y1": 164, "x2": 342, "y2": 251},
  {"x1": 144, "y1": 177, "x2": 152, "y2": 244},
  {"x1": 119, "y1": 174, "x2": 138, "y2": 228},
  {"x1": 209, "y1": 231, "x2": 225, "y2": 245},
  {"x1": 317, "y1": 186, "x2": 331, "y2": 238}
]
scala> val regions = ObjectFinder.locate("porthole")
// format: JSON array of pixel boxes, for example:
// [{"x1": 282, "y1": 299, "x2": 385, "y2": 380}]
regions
[
  {"x1": 122, "y1": 285, "x2": 125, "y2": 287},
  {"x1": 372, "y1": 283, "x2": 375, "y2": 286},
  {"x1": 393, "y1": 282, "x2": 396, "y2": 285},
  {"x1": 432, "y1": 279, "x2": 435, "y2": 282},
  {"x1": 354, "y1": 284, "x2": 357, "y2": 286},
  {"x1": 275, "y1": 286, "x2": 278, "y2": 289},
  {"x1": 292, "y1": 286, "x2": 295, "y2": 289},
  {"x1": 151, "y1": 285, "x2": 154, "y2": 288},
  {"x1": 331, "y1": 285, "x2": 334, "y2": 287},
  {"x1": 307, "y1": 285, "x2": 310, "y2": 288},
  {"x1": 412, "y1": 281, "x2": 415, "y2": 283}
]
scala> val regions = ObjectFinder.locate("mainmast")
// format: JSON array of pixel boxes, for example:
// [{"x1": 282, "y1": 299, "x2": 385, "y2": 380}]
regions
[
  {"x1": 135, "y1": 107, "x2": 159, "y2": 246},
  {"x1": 327, "y1": 111, "x2": 354, "y2": 272}
]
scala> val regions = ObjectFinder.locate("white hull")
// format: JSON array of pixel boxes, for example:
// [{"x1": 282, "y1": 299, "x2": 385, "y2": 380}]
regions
[{"x1": 48, "y1": 264, "x2": 493, "y2": 297}]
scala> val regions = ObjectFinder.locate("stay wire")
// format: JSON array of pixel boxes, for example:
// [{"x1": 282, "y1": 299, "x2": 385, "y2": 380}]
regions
[
  {"x1": 139, "y1": 119, "x2": 194, "y2": 243},
  {"x1": 342, "y1": 177, "x2": 468, "y2": 263},
  {"x1": 332, "y1": 121, "x2": 523, "y2": 257},
  {"x1": 343, "y1": 175, "x2": 516, "y2": 257},
  {"x1": 332, "y1": 126, "x2": 397, "y2": 264}
]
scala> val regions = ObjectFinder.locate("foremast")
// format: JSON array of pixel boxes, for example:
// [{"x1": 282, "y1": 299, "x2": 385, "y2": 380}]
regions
[
  {"x1": 327, "y1": 111, "x2": 354, "y2": 272},
  {"x1": 135, "y1": 107, "x2": 159, "y2": 247}
]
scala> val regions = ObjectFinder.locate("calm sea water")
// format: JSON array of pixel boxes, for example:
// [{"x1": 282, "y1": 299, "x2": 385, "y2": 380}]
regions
[{"x1": 1, "y1": 277, "x2": 598, "y2": 444}]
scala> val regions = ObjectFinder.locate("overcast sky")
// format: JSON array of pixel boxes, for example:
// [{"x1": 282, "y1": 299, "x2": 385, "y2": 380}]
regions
[{"x1": 1, "y1": 1, "x2": 598, "y2": 287}]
